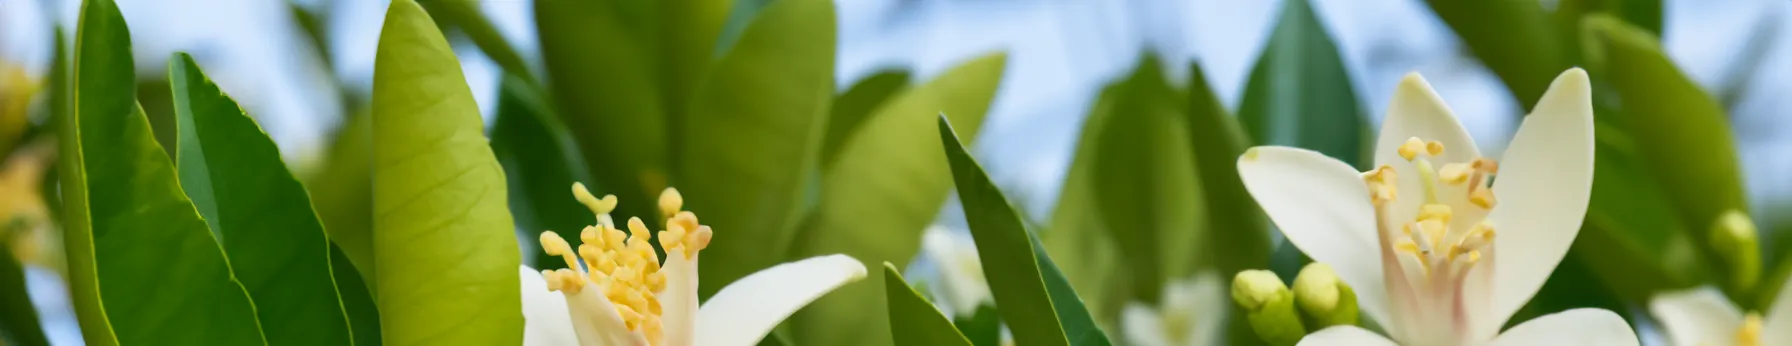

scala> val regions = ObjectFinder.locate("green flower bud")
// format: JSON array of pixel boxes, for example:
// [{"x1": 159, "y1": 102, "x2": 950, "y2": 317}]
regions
[
  {"x1": 1232, "y1": 270, "x2": 1305, "y2": 346},
  {"x1": 1710, "y1": 210, "x2": 1760, "y2": 293},
  {"x1": 1292, "y1": 263, "x2": 1358, "y2": 328}
]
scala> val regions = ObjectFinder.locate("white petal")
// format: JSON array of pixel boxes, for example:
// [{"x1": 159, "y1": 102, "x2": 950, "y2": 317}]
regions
[
  {"x1": 563, "y1": 281, "x2": 647, "y2": 346},
  {"x1": 1374, "y1": 72, "x2": 1483, "y2": 228},
  {"x1": 1484, "y1": 68, "x2": 1596, "y2": 330},
  {"x1": 1236, "y1": 147, "x2": 1389, "y2": 327},
  {"x1": 1761, "y1": 278, "x2": 1792, "y2": 344},
  {"x1": 1296, "y1": 326, "x2": 1397, "y2": 346},
  {"x1": 1121, "y1": 303, "x2": 1171, "y2": 346},
  {"x1": 1168, "y1": 273, "x2": 1228, "y2": 346},
  {"x1": 520, "y1": 266, "x2": 582, "y2": 346},
  {"x1": 1648, "y1": 287, "x2": 1743, "y2": 346},
  {"x1": 1488, "y1": 308, "x2": 1638, "y2": 346},
  {"x1": 660, "y1": 253, "x2": 700, "y2": 346},
  {"x1": 695, "y1": 254, "x2": 867, "y2": 346}
]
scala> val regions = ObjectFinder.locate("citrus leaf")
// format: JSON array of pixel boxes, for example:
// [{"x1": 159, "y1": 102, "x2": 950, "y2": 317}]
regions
[
  {"x1": 883, "y1": 263, "x2": 975, "y2": 346},
  {"x1": 822, "y1": 70, "x2": 911, "y2": 166},
  {"x1": 941, "y1": 116, "x2": 1111, "y2": 346},
  {"x1": 371, "y1": 1, "x2": 523, "y2": 344},
  {"x1": 679, "y1": 0, "x2": 834, "y2": 297},
  {"x1": 0, "y1": 243, "x2": 47, "y2": 346},
  {"x1": 490, "y1": 75, "x2": 593, "y2": 270},
  {"x1": 169, "y1": 53, "x2": 352, "y2": 345},
  {"x1": 1420, "y1": 0, "x2": 1573, "y2": 110},
  {"x1": 790, "y1": 53, "x2": 1005, "y2": 346},
  {"x1": 1042, "y1": 77, "x2": 1132, "y2": 329},
  {"x1": 1185, "y1": 62, "x2": 1271, "y2": 277},
  {"x1": 1238, "y1": 0, "x2": 1368, "y2": 169},
  {"x1": 332, "y1": 244, "x2": 383, "y2": 346},
  {"x1": 63, "y1": 0, "x2": 266, "y2": 344},
  {"x1": 310, "y1": 112, "x2": 374, "y2": 283},
  {"x1": 1090, "y1": 56, "x2": 1201, "y2": 301}
]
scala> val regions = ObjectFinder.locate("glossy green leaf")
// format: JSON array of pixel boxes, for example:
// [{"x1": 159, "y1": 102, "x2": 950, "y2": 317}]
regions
[
  {"x1": 1584, "y1": 16, "x2": 1748, "y2": 246},
  {"x1": 371, "y1": 1, "x2": 522, "y2": 344},
  {"x1": 1091, "y1": 56, "x2": 1201, "y2": 301},
  {"x1": 47, "y1": 19, "x2": 115, "y2": 345},
  {"x1": 1238, "y1": 0, "x2": 1368, "y2": 169},
  {"x1": 883, "y1": 263, "x2": 975, "y2": 346},
  {"x1": 534, "y1": 0, "x2": 668, "y2": 226},
  {"x1": 680, "y1": 0, "x2": 834, "y2": 297},
  {"x1": 0, "y1": 240, "x2": 48, "y2": 346},
  {"x1": 332, "y1": 244, "x2": 384, "y2": 346},
  {"x1": 169, "y1": 53, "x2": 353, "y2": 345},
  {"x1": 822, "y1": 70, "x2": 911, "y2": 166},
  {"x1": 790, "y1": 53, "x2": 1005, "y2": 346},
  {"x1": 1421, "y1": 0, "x2": 1573, "y2": 109},
  {"x1": 941, "y1": 116, "x2": 1110, "y2": 346},
  {"x1": 491, "y1": 75, "x2": 594, "y2": 270},
  {"x1": 64, "y1": 1, "x2": 266, "y2": 344},
  {"x1": 1185, "y1": 62, "x2": 1271, "y2": 277}
]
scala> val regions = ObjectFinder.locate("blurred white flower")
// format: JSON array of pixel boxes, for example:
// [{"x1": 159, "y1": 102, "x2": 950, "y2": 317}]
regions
[
  {"x1": 1121, "y1": 273, "x2": 1227, "y2": 346},
  {"x1": 1649, "y1": 283, "x2": 1792, "y2": 346}
]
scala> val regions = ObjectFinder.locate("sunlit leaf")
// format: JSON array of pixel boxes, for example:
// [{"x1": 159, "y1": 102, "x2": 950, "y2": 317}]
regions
[
  {"x1": 883, "y1": 263, "x2": 975, "y2": 346},
  {"x1": 62, "y1": 0, "x2": 265, "y2": 343},
  {"x1": 679, "y1": 0, "x2": 835, "y2": 298},
  {"x1": 941, "y1": 116, "x2": 1111, "y2": 346},
  {"x1": 169, "y1": 53, "x2": 352, "y2": 345},
  {"x1": 1238, "y1": 0, "x2": 1368, "y2": 169},
  {"x1": 371, "y1": 1, "x2": 522, "y2": 344},
  {"x1": 822, "y1": 70, "x2": 911, "y2": 166},
  {"x1": 790, "y1": 53, "x2": 1005, "y2": 346}
]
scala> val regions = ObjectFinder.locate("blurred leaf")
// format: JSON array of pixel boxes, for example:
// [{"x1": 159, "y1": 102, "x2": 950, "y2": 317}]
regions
[
  {"x1": 417, "y1": 0, "x2": 535, "y2": 85},
  {"x1": 490, "y1": 75, "x2": 593, "y2": 270},
  {"x1": 1615, "y1": 0, "x2": 1663, "y2": 36},
  {"x1": 955, "y1": 305, "x2": 1002, "y2": 346},
  {"x1": 679, "y1": 0, "x2": 834, "y2": 298},
  {"x1": 1507, "y1": 253, "x2": 1629, "y2": 330},
  {"x1": 371, "y1": 1, "x2": 522, "y2": 344},
  {"x1": 332, "y1": 244, "x2": 383, "y2": 346},
  {"x1": 1575, "y1": 131, "x2": 1705, "y2": 300},
  {"x1": 791, "y1": 53, "x2": 1005, "y2": 346},
  {"x1": 822, "y1": 70, "x2": 911, "y2": 166},
  {"x1": 1090, "y1": 56, "x2": 1201, "y2": 302},
  {"x1": 1042, "y1": 81, "x2": 1131, "y2": 330},
  {"x1": 1422, "y1": 0, "x2": 1573, "y2": 109},
  {"x1": 1185, "y1": 62, "x2": 1271, "y2": 277},
  {"x1": 0, "y1": 241, "x2": 48, "y2": 346},
  {"x1": 310, "y1": 111, "x2": 374, "y2": 283},
  {"x1": 1584, "y1": 16, "x2": 1748, "y2": 255},
  {"x1": 63, "y1": 0, "x2": 267, "y2": 344},
  {"x1": 941, "y1": 116, "x2": 1110, "y2": 346},
  {"x1": 288, "y1": 1, "x2": 331, "y2": 69},
  {"x1": 135, "y1": 79, "x2": 177, "y2": 160},
  {"x1": 883, "y1": 263, "x2": 975, "y2": 346},
  {"x1": 46, "y1": 20, "x2": 115, "y2": 346},
  {"x1": 534, "y1": 0, "x2": 668, "y2": 226},
  {"x1": 657, "y1": 0, "x2": 737, "y2": 120},
  {"x1": 1239, "y1": 0, "x2": 1368, "y2": 169},
  {"x1": 169, "y1": 53, "x2": 352, "y2": 345}
]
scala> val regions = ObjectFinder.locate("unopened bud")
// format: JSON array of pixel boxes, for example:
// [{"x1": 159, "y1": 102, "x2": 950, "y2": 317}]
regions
[
  {"x1": 1709, "y1": 210, "x2": 1761, "y2": 293},
  {"x1": 1232, "y1": 270, "x2": 1305, "y2": 346},
  {"x1": 1292, "y1": 263, "x2": 1358, "y2": 328}
]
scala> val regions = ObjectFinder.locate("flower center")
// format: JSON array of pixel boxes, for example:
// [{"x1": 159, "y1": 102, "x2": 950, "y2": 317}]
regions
[
  {"x1": 538, "y1": 183, "x2": 712, "y2": 346},
  {"x1": 1737, "y1": 313, "x2": 1762, "y2": 346},
  {"x1": 1365, "y1": 137, "x2": 1501, "y2": 343}
]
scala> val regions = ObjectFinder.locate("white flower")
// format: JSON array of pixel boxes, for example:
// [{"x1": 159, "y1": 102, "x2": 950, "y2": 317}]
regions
[
  {"x1": 1121, "y1": 273, "x2": 1227, "y2": 346},
  {"x1": 520, "y1": 184, "x2": 868, "y2": 346},
  {"x1": 921, "y1": 225, "x2": 994, "y2": 317},
  {"x1": 1649, "y1": 283, "x2": 1792, "y2": 346},
  {"x1": 1236, "y1": 69, "x2": 1638, "y2": 345}
]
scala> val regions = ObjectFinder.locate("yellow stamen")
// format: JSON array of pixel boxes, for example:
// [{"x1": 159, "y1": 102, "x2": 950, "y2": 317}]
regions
[
  {"x1": 537, "y1": 184, "x2": 717, "y2": 344},
  {"x1": 1438, "y1": 163, "x2": 1472, "y2": 185},
  {"x1": 1469, "y1": 189, "x2": 1497, "y2": 209},
  {"x1": 1739, "y1": 313, "x2": 1762, "y2": 346},
  {"x1": 1398, "y1": 137, "x2": 1427, "y2": 161},
  {"x1": 1425, "y1": 141, "x2": 1445, "y2": 156},
  {"x1": 659, "y1": 187, "x2": 684, "y2": 221}
]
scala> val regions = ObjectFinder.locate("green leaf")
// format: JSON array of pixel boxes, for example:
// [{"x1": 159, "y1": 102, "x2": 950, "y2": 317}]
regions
[
  {"x1": 1616, "y1": 0, "x2": 1663, "y2": 36},
  {"x1": 371, "y1": 1, "x2": 522, "y2": 344},
  {"x1": 310, "y1": 112, "x2": 374, "y2": 283},
  {"x1": 533, "y1": 0, "x2": 668, "y2": 227},
  {"x1": 47, "y1": 20, "x2": 115, "y2": 346},
  {"x1": 169, "y1": 53, "x2": 354, "y2": 346},
  {"x1": 332, "y1": 244, "x2": 384, "y2": 346},
  {"x1": 1238, "y1": 0, "x2": 1369, "y2": 169},
  {"x1": 883, "y1": 263, "x2": 975, "y2": 346},
  {"x1": 1041, "y1": 79, "x2": 1132, "y2": 330},
  {"x1": 679, "y1": 0, "x2": 834, "y2": 297},
  {"x1": 1584, "y1": 16, "x2": 1748, "y2": 247},
  {"x1": 1185, "y1": 62, "x2": 1272, "y2": 277},
  {"x1": 954, "y1": 305, "x2": 1002, "y2": 346},
  {"x1": 657, "y1": 0, "x2": 737, "y2": 119},
  {"x1": 0, "y1": 241, "x2": 48, "y2": 346},
  {"x1": 1421, "y1": 0, "x2": 1573, "y2": 110},
  {"x1": 490, "y1": 75, "x2": 594, "y2": 270},
  {"x1": 1090, "y1": 56, "x2": 1201, "y2": 301},
  {"x1": 790, "y1": 53, "x2": 1005, "y2": 346},
  {"x1": 822, "y1": 70, "x2": 911, "y2": 166},
  {"x1": 1575, "y1": 127, "x2": 1704, "y2": 300},
  {"x1": 941, "y1": 116, "x2": 1110, "y2": 346},
  {"x1": 63, "y1": 1, "x2": 267, "y2": 344}
]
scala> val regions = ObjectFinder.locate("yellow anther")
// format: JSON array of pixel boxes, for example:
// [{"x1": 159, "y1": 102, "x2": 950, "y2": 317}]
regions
[
  {"x1": 1438, "y1": 163, "x2": 1472, "y2": 185},
  {"x1": 1418, "y1": 204, "x2": 1453, "y2": 224},
  {"x1": 659, "y1": 187, "x2": 685, "y2": 220},
  {"x1": 540, "y1": 232, "x2": 582, "y2": 273},
  {"x1": 1425, "y1": 141, "x2": 1444, "y2": 156},
  {"x1": 1469, "y1": 189, "x2": 1497, "y2": 209},
  {"x1": 1471, "y1": 158, "x2": 1499, "y2": 174},
  {"x1": 1739, "y1": 313, "x2": 1762, "y2": 346},
  {"x1": 1393, "y1": 239, "x2": 1420, "y2": 254},
  {"x1": 1398, "y1": 137, "x2": 1427, "y2": 161},
  {"x1": 1364, "y1": 165, "x2": 1399, "y2": 204},
  {"x1": 572, "y1": 182, "x2": 619, "y2": 216},
  {"x1": 1417, "y1": 219, "x2": 1448, "y2": 250}
]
